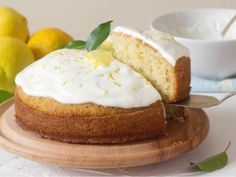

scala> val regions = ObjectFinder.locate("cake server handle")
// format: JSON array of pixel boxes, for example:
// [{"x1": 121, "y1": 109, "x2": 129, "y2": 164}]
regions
[{"x1": 169, "y1": 92, "x2": 236, "y2": 109}]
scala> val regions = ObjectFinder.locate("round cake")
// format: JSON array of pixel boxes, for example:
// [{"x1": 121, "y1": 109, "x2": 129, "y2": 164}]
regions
[
  {"x1": 15, "y1": 49, "x2": 167, "y2": 144},
  {"x1": 14, "y1": 27, "x2": 190, "y2": 144}
]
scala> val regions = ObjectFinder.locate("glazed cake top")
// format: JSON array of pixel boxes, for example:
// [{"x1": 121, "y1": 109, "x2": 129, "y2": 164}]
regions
[
  {"x1": 113, "y1": 26, "x2": 190, "y2": 66},
  {"x1": 15, "y1": 49, "x2": 161, "y2": 108}
]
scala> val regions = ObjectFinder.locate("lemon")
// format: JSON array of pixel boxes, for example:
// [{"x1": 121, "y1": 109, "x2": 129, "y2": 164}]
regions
[
  {"x1": 86, "y1": 49, "x2": 113, "y2": 67},
  {"x1": 98, "y1": 40, "x2": 114, "y2": 54},
  {"x1": 0, "y1": 7, "x2": 29, "y2": 42},
  {"x1": 86, "y1": 40, "x2": 114, "y2": 67},
  {"x1": 0, "y1": 36, "x2": 34, "y2": 92},
  {"x1": 27, "y1": 28, "x2": 73, "y2": 60}
]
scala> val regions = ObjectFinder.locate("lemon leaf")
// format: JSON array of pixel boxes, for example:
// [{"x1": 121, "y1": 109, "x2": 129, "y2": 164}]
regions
[
  {"x1": 0, "y1": 90, "x2": 13, "y2": 103},
  {"x1": 190, "y1": 142, "x2": 231, "y2": 172},
  {"x1": 65, "y1": 40, "x2": 86, "y2": 49},
  {"x1": 86, "y1": 21, "x2": 113, "y2": 51}
]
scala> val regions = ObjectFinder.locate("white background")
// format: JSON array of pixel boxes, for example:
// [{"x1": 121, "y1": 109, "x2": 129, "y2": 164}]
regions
[{"x1": 1, "y1": 0, "x2": 236, "y2": 38}]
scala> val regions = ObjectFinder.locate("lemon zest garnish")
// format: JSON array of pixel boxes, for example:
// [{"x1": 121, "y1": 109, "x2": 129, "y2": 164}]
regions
[
  {"x1": 114, "y1": 82, "x2": 121, "y2": 87},
  {"x1": 62, "y1": 80, "x2": 68, "y2": 86},
  {"x1": 114, "y1": 68, "x2": 120, "y2": 74},
  {"x1": 103, "y1": 89, "x2": 109, "y2": 96},
  {"x1": 109, "y1": 72, "x2": 115, "y2": 80},
  {"x1": 74, "y1": 56, "x2": 83, "y2": 61}
]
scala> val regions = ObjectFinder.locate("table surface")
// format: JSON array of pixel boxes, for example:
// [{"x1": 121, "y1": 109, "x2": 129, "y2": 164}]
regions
[{"x1": 0, "y1": 93, "x2": 236, "y2": 177}]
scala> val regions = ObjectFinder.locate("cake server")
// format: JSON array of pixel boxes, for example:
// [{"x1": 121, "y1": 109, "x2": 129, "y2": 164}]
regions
[{"x1": 169, "y1": 92, "x2": 236, "y2": 108}]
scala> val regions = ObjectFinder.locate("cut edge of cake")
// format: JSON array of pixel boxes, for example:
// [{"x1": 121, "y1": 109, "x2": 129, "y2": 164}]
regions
[{"x1": 110, "y1": 27, "x2": 191, "y2": 103}]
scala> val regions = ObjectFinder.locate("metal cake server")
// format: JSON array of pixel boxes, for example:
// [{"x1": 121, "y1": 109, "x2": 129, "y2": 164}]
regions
[{"x1": 169, "y1": 92, "x2": 236, "y2": 108}]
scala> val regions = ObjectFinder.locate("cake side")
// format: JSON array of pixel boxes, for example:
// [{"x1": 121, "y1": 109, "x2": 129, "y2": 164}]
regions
[
  {"x1": 16, "y1": 86, "x2": 146, "y2": 117},
  {"x1": 110, "y1": 32, "x2": 191, "y2": 103},
  {"x1": 15, "y1": 89, "x2": 167, "y2": 144}
]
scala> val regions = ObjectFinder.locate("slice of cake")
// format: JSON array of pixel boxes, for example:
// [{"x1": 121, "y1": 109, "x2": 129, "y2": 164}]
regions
[
  {"x1": 110, "y1": 26, "x2": 191, "y2": 103},
  {"x1": 15, "y1": 49, "x2": 166, "y2": 144}
]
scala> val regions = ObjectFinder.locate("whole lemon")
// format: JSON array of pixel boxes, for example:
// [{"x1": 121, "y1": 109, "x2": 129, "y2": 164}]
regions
[
  {"x1": 0, "y1": 36, "x2": 34, "y2": 92},
  {"x1": 0, "y1": 7, "x2": 29, "y2": 42},
  {"x1": 27, "y1": 28, "x2": 73, "y2": 60}
]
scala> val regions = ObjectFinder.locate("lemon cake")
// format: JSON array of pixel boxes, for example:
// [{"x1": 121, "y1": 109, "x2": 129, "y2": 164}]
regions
[
  {"x1": 15, "y1": 49, "x2": 167, "y2": 144},
  {"x1": 111, "y1": 27, "x2": 190, "y2": 102},
  {"x1": 14, "y1": 26, "x2": 190, "y2": 144}
]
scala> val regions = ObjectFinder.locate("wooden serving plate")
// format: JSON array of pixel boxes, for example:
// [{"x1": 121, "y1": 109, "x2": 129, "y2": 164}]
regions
[{"x1": 0, "y1": 99, "x2": 209, "y2": 169}]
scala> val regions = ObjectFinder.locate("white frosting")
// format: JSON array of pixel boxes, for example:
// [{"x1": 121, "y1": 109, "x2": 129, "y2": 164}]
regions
[
  {"x1": 15, "y1": 49, "x2": 161, "y2": 108},
  {"x1": 113, "y1": 26, "x2": 189, "y2": 66}
]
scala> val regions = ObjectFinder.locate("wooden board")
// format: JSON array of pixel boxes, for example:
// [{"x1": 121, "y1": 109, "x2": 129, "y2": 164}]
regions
[{"x1": 0, "y1": 99, "x2": 209, "y2": 169}]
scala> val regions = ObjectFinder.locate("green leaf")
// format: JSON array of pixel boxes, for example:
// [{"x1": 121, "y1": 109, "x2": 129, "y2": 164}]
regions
[
  {"x1": 190, "y1": 142, "x2": 231, "y2": 172},
  {"x1": 64, "y1": 40, "x2": 86, "y2": 49},
  {"x1": 86, "y1": 20, "x2": 113, "y2": 51},
  {"x1": 0, "y1": 90, "x2": 13, "y2": 104}
]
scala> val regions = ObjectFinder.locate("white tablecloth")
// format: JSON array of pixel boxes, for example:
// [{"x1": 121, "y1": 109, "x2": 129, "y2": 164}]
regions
[{"x1": 0, "y1": 93, "x2": 236, "y2": 177}]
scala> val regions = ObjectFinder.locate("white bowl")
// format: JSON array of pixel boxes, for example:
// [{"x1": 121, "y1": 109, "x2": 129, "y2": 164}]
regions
[{"x1": 151, "y1": 8, "x2": 236, "y2": 79}]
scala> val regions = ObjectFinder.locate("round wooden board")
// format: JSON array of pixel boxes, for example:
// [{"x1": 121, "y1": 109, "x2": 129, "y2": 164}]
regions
[{"x1": 0, "y1": 99, "x2": 209, "y2": 169}]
